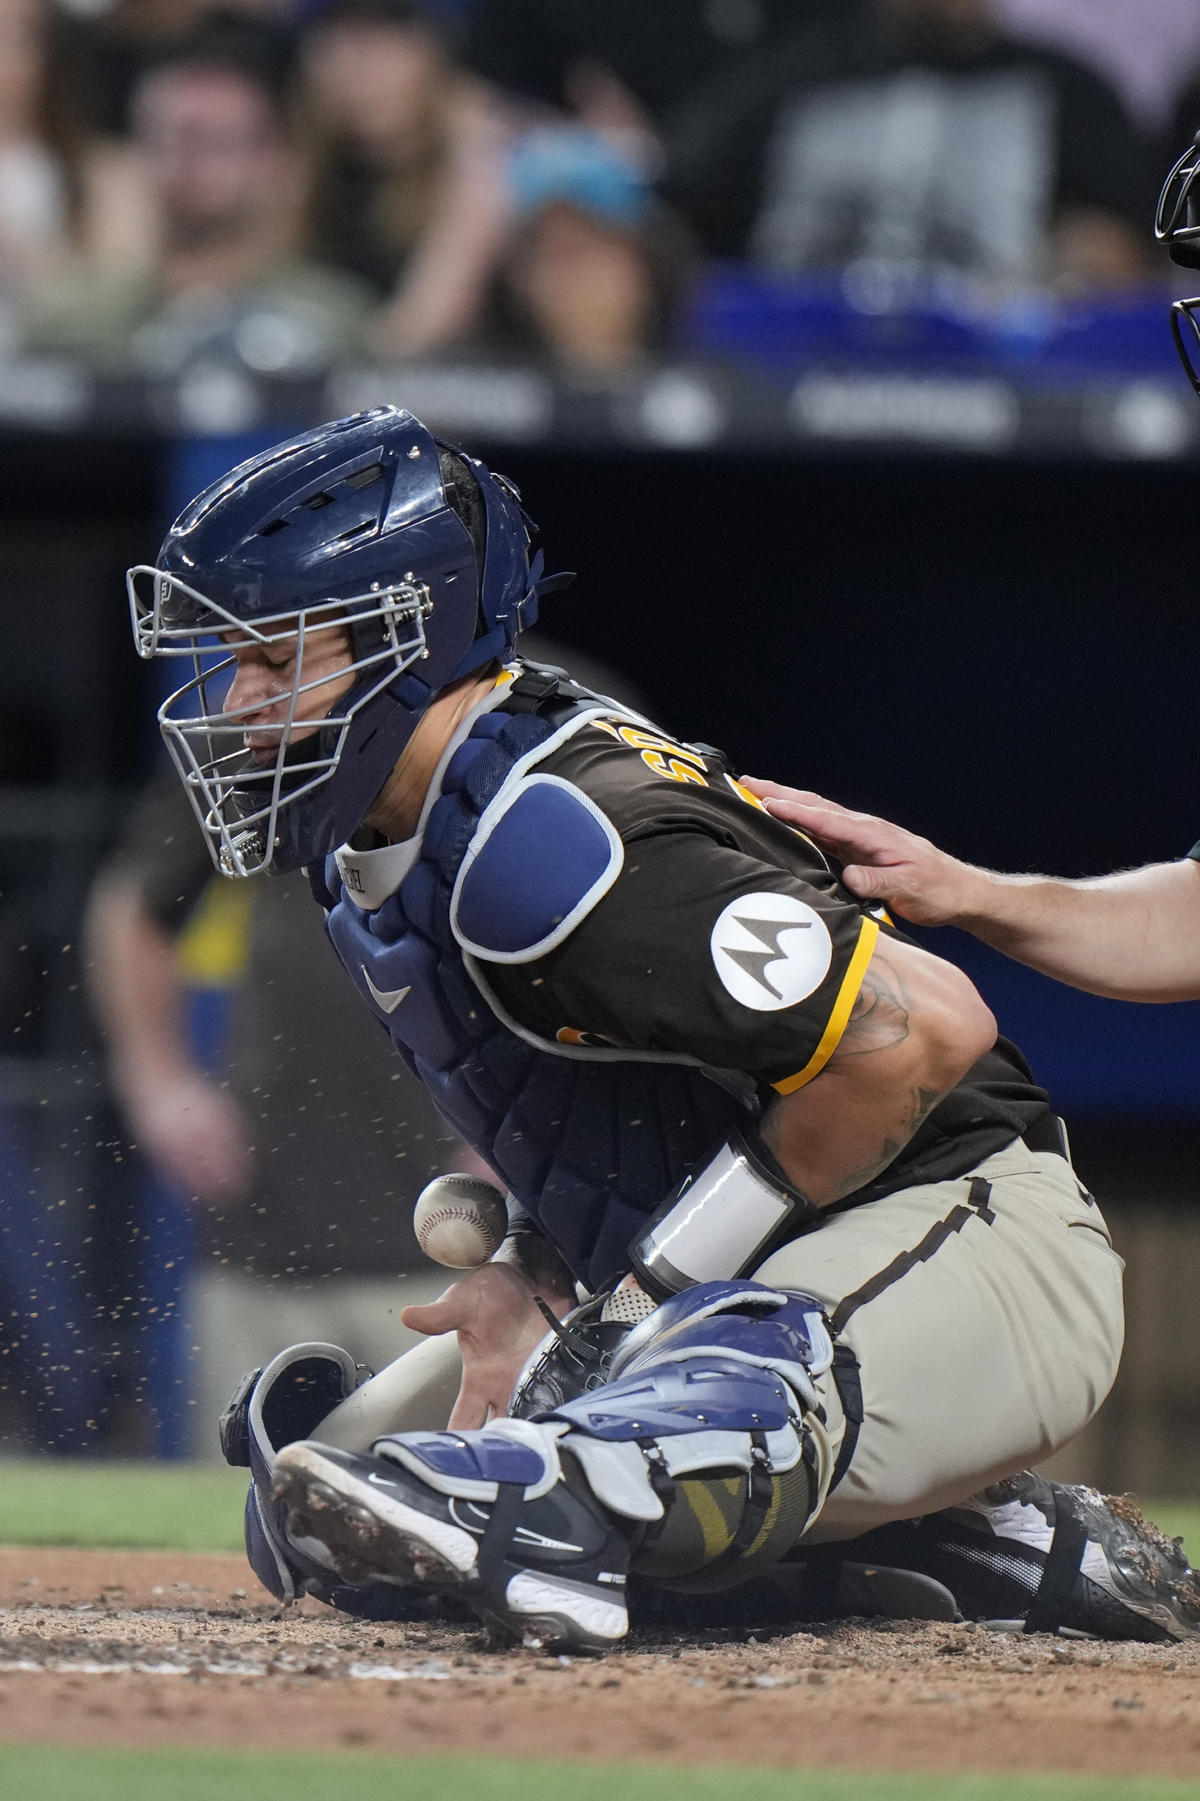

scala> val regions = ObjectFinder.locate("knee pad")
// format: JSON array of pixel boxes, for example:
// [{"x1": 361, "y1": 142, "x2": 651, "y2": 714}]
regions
[
  {"x1": 609, "y1": 1279, "x2": 833, "y2": 1412},
  {"x1": 542, "y1": 1282, "x2": 833, "y2": 1586},
  {"x1": 227, "y1": 1341, "x2": 431, "y2": 1619}
]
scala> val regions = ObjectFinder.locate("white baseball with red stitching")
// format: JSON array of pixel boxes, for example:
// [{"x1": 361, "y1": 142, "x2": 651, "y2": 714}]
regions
[{"x1": 413, "y1": 1174, "x2": 508, "y2": 1267}]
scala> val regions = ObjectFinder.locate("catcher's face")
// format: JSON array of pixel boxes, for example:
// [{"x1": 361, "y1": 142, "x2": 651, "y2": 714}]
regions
[{"x1": 222, "y1": 611, "x2": 356, "y2": 762}]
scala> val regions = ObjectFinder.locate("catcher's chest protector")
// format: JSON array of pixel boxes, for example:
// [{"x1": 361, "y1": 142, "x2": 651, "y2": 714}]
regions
[{"x1": 319, "y1": 693, "x2": 746, "y2": 1288}]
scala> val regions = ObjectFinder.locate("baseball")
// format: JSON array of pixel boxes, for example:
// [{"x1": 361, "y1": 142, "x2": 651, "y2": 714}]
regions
[{"x1": 413, "y1": 1174, "x2": 508, "y2": 1267}]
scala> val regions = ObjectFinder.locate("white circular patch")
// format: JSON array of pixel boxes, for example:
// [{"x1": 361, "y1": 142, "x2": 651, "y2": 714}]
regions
[{"x1": 710, "y1": 891, "x2": 833, "y2": 1012}]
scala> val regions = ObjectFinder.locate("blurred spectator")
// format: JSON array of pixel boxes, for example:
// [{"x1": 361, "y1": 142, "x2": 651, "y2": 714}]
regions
[
  {"x1": 994, "y1": 0, "x2": 1200, "y2": 134},
  {"x1": 20, "y1": 14, "x2": 372, "y2": 374},
  {"x1": 320, "y1": 0, "x2": 515, "y2": 360},
  {"x1": 485, "y1": 127, "x2": 693, "y2": 374},
  {"x1": 298, "y1": 0, "x2": 465, "y2": 297},
  {"x1": 462, "y1": 0, "x2": 831, "y2": 141},
  {"x1": 0, "y1": 0, "x2": 77, "y2": 297},
  {"x1": 78, "y1": 0, "x2": 293, "y2": 139},
  {"x1": 368, "y1": 0, "x2": 833, "y2": 360},
  {"x1": 85, "y1": 768, "x2": 462, "y2": 1451},
  {"x1": 0, "y1": 0, "x2": 149, "y2": 316},
  {"x1": 666, "y1": 0, "x2": 1153, "y2": 294}
]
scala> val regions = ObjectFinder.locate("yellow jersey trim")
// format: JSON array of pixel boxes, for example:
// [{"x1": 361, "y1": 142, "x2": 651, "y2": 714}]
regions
[
  {"x1": 770, "y1": 914, "x2": 880, "y2": 1096},
  {"x1": 727, "y1": 776, "x2": 768, "y2": 811}
]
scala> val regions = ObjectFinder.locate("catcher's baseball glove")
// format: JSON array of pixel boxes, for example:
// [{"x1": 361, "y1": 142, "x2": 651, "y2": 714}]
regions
[{"x1": 508, "y1": 1293, "x2": 634, "y2": 1418}]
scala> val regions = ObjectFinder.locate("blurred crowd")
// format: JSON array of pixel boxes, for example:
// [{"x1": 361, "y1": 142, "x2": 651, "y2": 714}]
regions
[{"x1": 4, "y1": 0, "x2": 1200, "y2": 382}]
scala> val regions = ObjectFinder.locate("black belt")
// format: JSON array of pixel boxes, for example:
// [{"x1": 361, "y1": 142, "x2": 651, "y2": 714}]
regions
[{"x1": 1021, "y1": 1113, "x2": 1071, "y2": 1160}]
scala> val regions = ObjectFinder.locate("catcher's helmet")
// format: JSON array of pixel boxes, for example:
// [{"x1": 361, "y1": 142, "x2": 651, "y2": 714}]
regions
[
  {"x1": 129, "y1": 407, "x2": 560, "y2": 874},
  {"x1": 1156, "y1": 133, "x2": 1200, "y2": 395}
]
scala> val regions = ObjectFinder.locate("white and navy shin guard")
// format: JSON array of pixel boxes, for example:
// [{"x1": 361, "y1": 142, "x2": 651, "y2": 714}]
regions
[{"x1": 544, "y1": 1280, "x2": 833, "y2": 1587}]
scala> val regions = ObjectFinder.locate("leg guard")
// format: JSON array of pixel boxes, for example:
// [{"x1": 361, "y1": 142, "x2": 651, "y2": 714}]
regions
[
  {"x1": 226, "y1": 1342, "x2": 434, "y2": 1620},
  {"x1": 272, "y1": 1414, "x2": 632, "y2": 1651},
  {"x1": 547, "y1": 1280, "x2": 832, "y2": 1592},
  {"x1": 272, "y1": 1281, "x2": 833, "y2": 1648}
]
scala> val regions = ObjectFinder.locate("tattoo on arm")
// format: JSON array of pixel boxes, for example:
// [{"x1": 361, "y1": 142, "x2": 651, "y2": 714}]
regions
[
  {"x1": 837, "y1": 951, "x2": 911, "y2": 1057},
  {"x1": 827, "y1": 1081, "x2": 946, "y2": 1200}
]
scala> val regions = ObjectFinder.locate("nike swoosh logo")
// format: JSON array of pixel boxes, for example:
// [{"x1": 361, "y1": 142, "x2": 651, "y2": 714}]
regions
[
  {"x1": 513, "y1": 1525, "x2": 585, "y2": 1554},
  {"x1": 449, "y1": 1498, "x2": 486, "y2": 1537},
  {"x1": 366, "y1": 1470, "x2": 400, "y2": 1487},
  {"x1": 448, "y1": 1498, "x2": 582, "y2": 1554},
  {"x1": 361, "y1": 966, "x2": 411, "y2": 1014}
]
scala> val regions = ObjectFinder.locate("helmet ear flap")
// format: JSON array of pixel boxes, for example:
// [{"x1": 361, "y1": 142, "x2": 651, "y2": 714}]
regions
[
  {"x1": 438, "y1": 448, "x2": 487, "y2": 569},
  {"x1": 434, "y1": 444, "x2": 541, "y2": 675}
]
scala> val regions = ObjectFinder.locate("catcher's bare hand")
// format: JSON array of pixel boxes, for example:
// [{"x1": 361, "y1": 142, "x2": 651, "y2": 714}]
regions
[
  {"x1": 740, "y1": 779, "x2": 979, "y2": 927},
  {"x1": 400, "y1": 1262, "x2": 554, "y2": 1429}
]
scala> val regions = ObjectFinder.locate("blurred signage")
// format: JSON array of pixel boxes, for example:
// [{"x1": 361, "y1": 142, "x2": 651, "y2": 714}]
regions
[{"x1": 0, "y1": 357, "x2": 1193, "y2": 460}]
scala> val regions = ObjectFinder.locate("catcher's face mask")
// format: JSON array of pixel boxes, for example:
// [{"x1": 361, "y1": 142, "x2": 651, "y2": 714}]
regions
[
  {"x1": 128, "y1": 568, "x2": 431, "y2": 877},
  {"x1": 1156, "y1": 135, "x2": 1200, "y2": 396}
]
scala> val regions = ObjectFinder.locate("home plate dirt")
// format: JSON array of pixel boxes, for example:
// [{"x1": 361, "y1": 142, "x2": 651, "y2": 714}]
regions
[{"x1": 3, "y1": 1549, "x2": 1200, "y2": 1778}]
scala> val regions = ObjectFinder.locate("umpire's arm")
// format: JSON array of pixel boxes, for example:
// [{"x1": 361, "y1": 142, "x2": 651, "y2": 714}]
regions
[
  {"x1": 761, "y1": 934, "x2": 996, "y2": 1205},
  {"x1": 744, "y1": 782, "x2": 1200, "y2": 1004}
]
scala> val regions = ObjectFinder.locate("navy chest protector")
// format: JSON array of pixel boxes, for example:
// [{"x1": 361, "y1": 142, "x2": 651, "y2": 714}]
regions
[{"x1": 316, "y1": 677, "x2": 750, "y2": 1290}]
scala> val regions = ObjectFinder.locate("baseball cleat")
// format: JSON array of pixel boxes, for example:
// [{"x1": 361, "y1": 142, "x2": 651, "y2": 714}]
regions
[
  {"x1": 272, "y1": 1441, "x2": 477, "y2": 1591},
  {"x1": 273, "y1": 1428, "x2": 632, "y2": 1653},
  {"x1": 928, "y1": 1472, "x2": 1200, "y2": 1641}
]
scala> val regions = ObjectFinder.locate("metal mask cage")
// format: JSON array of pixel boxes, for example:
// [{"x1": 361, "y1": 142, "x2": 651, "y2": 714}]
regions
[
  {"x1": 1156, "y1": 137, "x2": 1200, "y2": 266},
  {"x1": 1154, "y1": 141, "x2": 1200, "y2": 399},
  {"x1": 1170, "y1": 299, "x2": 1200, "y2": 398},
  {"x1": 128, "y1": 566, "x2": 433, "y2": 877}
]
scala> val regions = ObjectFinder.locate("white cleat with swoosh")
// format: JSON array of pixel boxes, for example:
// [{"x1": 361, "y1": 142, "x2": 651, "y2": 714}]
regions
[{"x1": 273, "y1": 1432, "x2": 632, "y2": 1652}]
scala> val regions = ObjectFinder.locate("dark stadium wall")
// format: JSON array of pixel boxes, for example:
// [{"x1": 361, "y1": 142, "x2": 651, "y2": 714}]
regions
[{"x1": 487, "y1": 447, "x2": 1200, "y2": 1121}]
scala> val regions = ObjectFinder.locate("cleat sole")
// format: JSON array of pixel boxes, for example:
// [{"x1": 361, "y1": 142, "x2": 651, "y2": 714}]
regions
[{"x1": 273, "y1": 1449, "x2": 476, "y2": 1592}]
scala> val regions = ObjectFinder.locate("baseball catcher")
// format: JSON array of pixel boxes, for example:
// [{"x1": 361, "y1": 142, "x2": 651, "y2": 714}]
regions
[{"x1": 129, "y1": 404, "x2": 1198, "y2": 1649}]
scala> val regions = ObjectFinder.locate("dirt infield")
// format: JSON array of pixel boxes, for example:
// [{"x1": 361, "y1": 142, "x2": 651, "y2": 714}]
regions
[{"x1": 2, "y1": 1548, "x2": 1200, "y2": 1779}]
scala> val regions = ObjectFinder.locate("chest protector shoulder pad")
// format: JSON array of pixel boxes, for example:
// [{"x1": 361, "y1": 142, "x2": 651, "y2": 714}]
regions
[{"x1": 452, "y1": 773, "x2": 624, "y2": 962}]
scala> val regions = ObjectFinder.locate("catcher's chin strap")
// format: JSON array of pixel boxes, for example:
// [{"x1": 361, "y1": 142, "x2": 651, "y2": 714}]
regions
[{"x1": 1023, "y1": 1488, "x2": 1089, "y2": 1635}]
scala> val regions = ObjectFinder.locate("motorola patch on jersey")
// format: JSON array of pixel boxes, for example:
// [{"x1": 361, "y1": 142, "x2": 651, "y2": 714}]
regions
[{"x1": 710, "y1": 892, "x2": 833, "y2": 1012}]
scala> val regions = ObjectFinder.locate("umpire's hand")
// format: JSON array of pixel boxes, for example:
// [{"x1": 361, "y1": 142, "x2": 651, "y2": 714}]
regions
[
  {"x1": 741, "y1": 779, "x2": 982, "y2": 928},
  {"x1": 401, "y1": 1262, "x2": 556, "y2": 1429}
]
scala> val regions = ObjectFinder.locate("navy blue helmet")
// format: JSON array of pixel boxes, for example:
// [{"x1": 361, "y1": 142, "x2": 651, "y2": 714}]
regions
[
  {"x1": 129, "y1": 407, "x2": 561, "y2": 874},
  {"x1": 1156, "y1": 134, "x2": 1200, "y2": 394}
]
